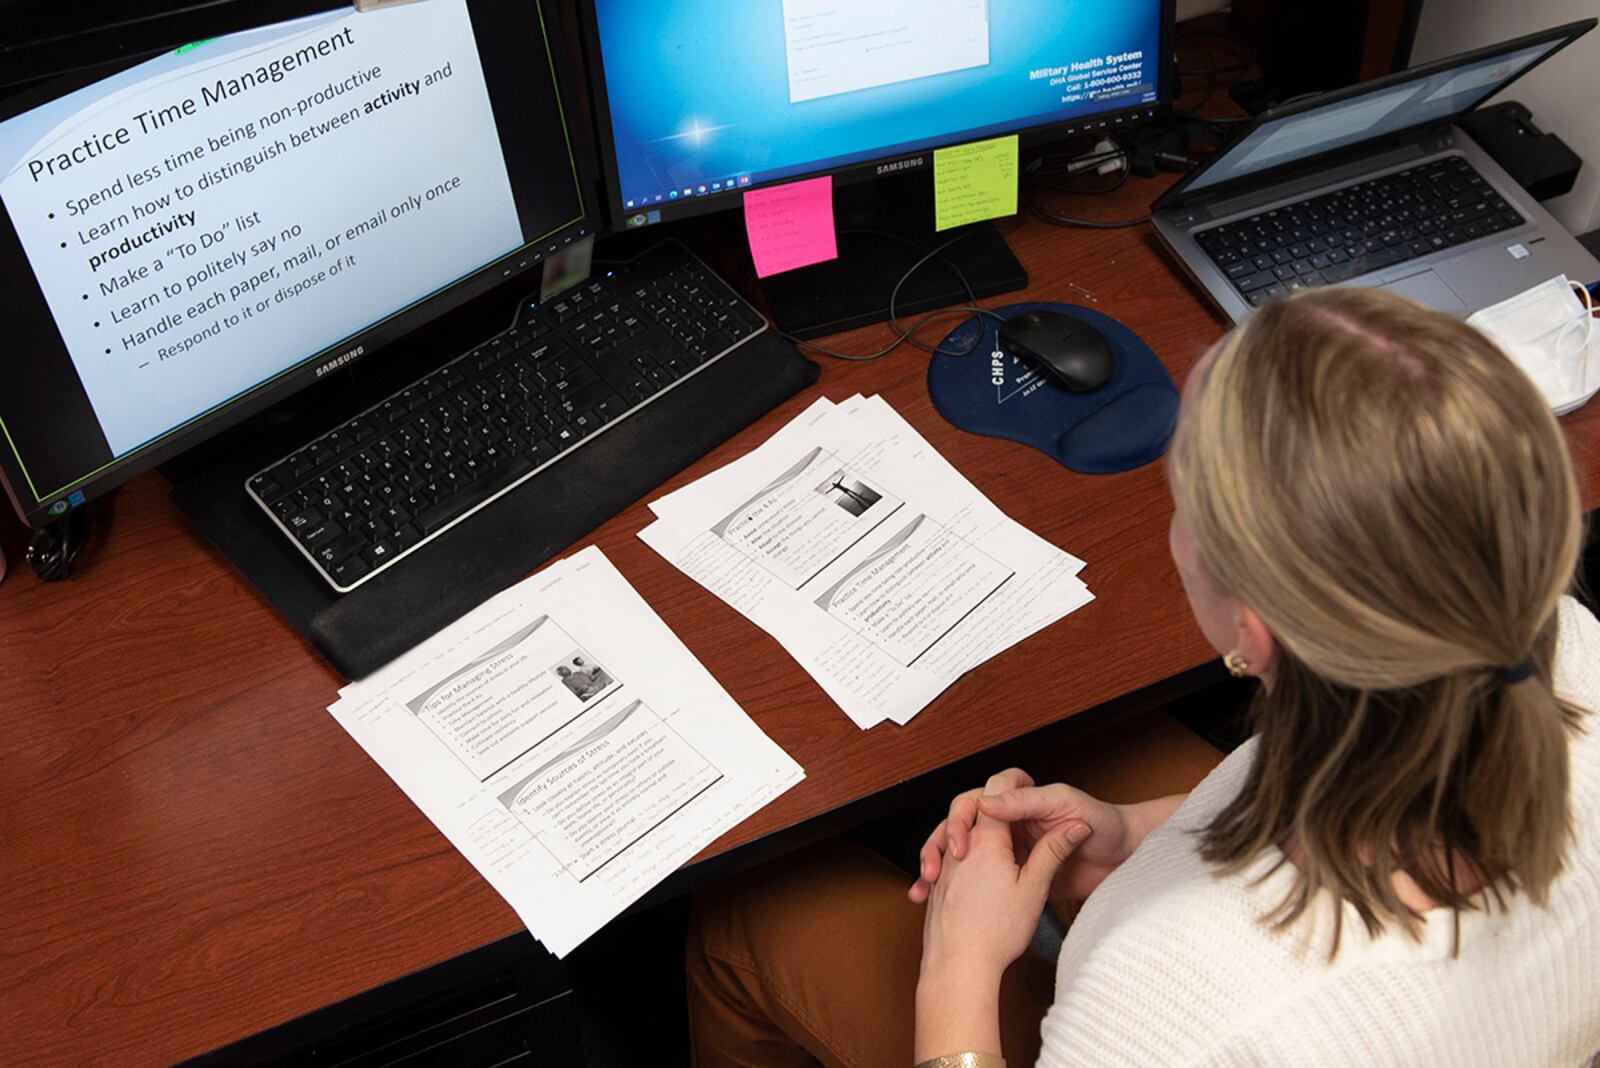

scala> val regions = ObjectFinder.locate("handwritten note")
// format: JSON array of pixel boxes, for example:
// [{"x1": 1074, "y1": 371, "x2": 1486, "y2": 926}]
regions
[
  {"x1": 933, "y1": 135, "x2": 1019, "y2": 231},
  {"x1": 743, "y1": 176, "x2": 838, "y2": 278}
]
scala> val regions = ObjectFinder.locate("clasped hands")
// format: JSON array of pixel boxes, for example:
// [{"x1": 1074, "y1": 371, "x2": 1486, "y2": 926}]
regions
[{"x1": 910, "y1": 768, "x2": 1139, "y2": 982}]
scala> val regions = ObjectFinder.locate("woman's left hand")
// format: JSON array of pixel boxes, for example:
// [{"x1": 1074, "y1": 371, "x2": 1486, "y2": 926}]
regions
[{"x1": 919, "y1": 772, "x2": 1091, "y2": 982}]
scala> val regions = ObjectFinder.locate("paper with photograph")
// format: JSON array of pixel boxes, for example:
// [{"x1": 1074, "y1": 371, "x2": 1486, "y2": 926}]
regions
[
  {"x1": 328, "y1": 546, "x2": 802, "y2": 957},
  {"x1": 640, "y1": 396, "x2": 1093, "y2": 728}
]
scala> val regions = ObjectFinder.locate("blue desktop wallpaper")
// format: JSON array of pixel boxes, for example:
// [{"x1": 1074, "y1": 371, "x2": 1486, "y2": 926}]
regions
[{"x1": 593, "y1": 0, "x2": 1162, "y2": 206}]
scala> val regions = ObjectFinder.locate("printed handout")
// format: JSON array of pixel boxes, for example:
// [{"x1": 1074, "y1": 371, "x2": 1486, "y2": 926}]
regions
[
  {"x1": 640, "y1": 395, "x2": 1093, "y2": 728},
  {"x1": 327, "y1": 546, "x2": 802, "y2": 957}
]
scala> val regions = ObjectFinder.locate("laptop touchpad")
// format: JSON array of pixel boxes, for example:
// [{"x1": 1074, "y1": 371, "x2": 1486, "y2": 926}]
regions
[{"x1": 1375, "y1": 270, "x2": 1469, "y2": 315}]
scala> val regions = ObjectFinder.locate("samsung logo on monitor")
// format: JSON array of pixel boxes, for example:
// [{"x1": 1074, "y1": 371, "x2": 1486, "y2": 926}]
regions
[
  {"x1": 876, "y1": 156, "x2": 926, "y2": 175},
  {"x1": 315, "y1": 345, "x2": 366, "y2": 377}
]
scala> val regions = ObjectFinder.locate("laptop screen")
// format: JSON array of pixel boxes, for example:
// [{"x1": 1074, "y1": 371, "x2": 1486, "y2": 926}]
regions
[{"x1": 1181, "y1": 38, "x2": 1563, "y2": 197}]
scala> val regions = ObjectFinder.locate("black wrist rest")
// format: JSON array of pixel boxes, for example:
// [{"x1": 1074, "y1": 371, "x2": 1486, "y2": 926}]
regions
[{"x1": 170, "y1": 330, "x2": 818, "y2": 679}]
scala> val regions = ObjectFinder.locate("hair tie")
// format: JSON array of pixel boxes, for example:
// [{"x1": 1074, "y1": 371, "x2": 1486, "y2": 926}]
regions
[{"x1": 1494, "y1": 657, "x2": 1536, "y2": 684}]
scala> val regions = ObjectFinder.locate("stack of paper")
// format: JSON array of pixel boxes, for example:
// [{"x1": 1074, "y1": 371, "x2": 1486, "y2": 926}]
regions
[
  {"x1": 640, "y1": 395, "x2": 1094, "y2": 729},
  {"x1": 327, "y1": 546, "x2": 803, "y2": 958}
]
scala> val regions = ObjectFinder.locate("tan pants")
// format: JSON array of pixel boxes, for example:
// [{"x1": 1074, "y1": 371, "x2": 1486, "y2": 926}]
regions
[{"x1": 686, "y1": 709, "x2": 1225, "y2": 1068}]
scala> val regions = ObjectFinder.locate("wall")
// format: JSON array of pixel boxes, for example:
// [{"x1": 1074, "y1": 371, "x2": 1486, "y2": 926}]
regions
[{"x1": 1412, "y1": 0, "x2": 1600, "y2": 237}]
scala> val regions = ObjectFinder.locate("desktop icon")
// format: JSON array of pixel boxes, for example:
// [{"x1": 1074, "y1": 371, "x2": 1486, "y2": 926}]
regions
[
  {"x1": 738, "y1": 176, "x2": 750, "y2": 186},
  {"x1": 697, "y1": 185, "x2": 707, "y2": 193},
  {"x1": 711, "y1": 182, "x2": 721, "y2": 191},
  {"x1": 626, "y1": 199, "x2": 635, "y2": 208},
  {"x1": 669, "y1": 190, "x2": 679, "y2": 199}
]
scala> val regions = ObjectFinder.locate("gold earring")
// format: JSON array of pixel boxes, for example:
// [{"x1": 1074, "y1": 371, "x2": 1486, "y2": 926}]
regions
[{"x1": 1224, "y1": 650, "x2": 1250, "y2": 677}]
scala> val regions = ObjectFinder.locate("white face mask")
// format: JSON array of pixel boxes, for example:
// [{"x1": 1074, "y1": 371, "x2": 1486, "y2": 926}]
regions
[{"x1": 1467, "y1": 275, "x2": 1599, "y2": 415}]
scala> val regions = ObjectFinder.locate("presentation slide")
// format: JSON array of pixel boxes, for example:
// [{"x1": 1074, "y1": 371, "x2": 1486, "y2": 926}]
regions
[
  {"x1": 0, "y1": 0, "x2": 520, "y2": 458},
  {"x1": 595, "y1": 0, "x2": 1162, "y2": 205}
]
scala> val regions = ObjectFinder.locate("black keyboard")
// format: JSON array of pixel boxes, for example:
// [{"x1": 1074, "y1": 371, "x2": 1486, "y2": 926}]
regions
[
  {"x1": 245, "y1": 242, "x2": 767, "y2": 591},
  {"x1": 1195, "y1": 155, "x2": 1526, "y2": 308}
]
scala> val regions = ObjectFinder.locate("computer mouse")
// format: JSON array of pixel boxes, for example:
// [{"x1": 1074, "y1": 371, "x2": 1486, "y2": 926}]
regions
[{"x1": 997, "y1": 310, "x2": 1116, "y2": 392}]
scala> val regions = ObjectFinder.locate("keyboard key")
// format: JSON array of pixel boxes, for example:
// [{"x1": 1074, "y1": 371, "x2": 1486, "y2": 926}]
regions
[
  {"x1": 1320, "y1": 259, "x2": 1364, "y2": 283},
  {"x1": 300, "y1": 521, "x2": 343, "y2": 549},
  {"x1": 248, "y1": 472, "x2": 284, "y2": 502},
  {"x1": 328, "y1": 555, "x2": 371, "y2": 585},
  {"x1": 415, "y1": 454, "x2": 536, "y2": 534},
  {"x1": 285, "y1": 507, "x2": 320, "y2": 532},
  {"x1": 1235, "y1": 270, "x2": 1277, "y2": 294}
]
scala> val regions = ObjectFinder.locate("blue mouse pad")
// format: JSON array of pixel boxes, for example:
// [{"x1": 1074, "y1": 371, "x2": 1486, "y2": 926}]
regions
[{"x1": 927, "y1": 302, "x2": 1179, "y2": 474}]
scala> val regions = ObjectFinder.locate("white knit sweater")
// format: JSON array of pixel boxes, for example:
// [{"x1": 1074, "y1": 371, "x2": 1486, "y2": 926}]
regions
[{"x1": 1041, "y1": 597, "x2": 1600, "y2": 1067}]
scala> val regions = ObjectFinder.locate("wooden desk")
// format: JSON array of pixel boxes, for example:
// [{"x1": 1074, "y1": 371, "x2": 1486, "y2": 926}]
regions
[{"x1": 6, "y1": 176, "x2": 1600, "y2": 1066}]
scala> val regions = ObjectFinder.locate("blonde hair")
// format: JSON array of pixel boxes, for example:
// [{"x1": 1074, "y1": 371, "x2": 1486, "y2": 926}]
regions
[{"x1": 1168, "y1": 287, "x2": 1584, "y2": 951}]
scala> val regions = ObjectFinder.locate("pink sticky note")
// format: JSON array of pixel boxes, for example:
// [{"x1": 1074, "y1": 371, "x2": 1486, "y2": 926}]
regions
[{"x1": 743, "y1": 176, "x2": 838, "y2": 278}]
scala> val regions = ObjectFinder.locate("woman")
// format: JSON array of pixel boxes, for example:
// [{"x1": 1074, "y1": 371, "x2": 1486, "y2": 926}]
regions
[{"x1": 686, "y1": 288, "x2": 1600, "y2": 1066}]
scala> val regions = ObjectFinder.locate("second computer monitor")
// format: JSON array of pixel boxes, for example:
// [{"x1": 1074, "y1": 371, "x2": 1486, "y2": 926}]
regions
[{"x1": 584, "y1": 0, "x2": 1173, "y2": 229}]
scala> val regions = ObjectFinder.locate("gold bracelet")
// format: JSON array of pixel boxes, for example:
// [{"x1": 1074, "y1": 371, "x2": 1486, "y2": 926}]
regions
[{"x1": 914, "y1": 1054, "x2": 1006, "y2": 1068}]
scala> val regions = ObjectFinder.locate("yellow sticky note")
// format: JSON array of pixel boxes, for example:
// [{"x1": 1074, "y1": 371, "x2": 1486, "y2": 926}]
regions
[{"x1": 933, "y1": 135, "x2": 1019, "y2": 231}]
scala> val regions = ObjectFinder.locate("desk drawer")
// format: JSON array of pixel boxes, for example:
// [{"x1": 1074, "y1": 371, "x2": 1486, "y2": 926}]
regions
[{"x1": 183, "y1": 935, "x2": 579, "y2": 1068}]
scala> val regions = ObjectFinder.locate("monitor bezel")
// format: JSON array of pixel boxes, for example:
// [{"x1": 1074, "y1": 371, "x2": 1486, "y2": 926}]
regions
[
  {"x1": 578, "y1": 0, "x2": 1176, "y2": 231},
  {"x1": 0, "y1": 0, "x2": 597, "y2": 529}
]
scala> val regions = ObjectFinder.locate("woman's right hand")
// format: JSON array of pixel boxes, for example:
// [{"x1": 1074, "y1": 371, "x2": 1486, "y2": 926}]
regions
[
  {"x1": 976, "y1": 783, "x2": 1145, "y2": 902},
  {"x1": 908, "y1": 773, "x2": 1146, "y2": 905}
]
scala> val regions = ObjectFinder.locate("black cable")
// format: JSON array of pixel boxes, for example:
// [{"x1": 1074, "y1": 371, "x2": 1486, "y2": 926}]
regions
[
  {"x1": 1026, "y1": 156, "x2": 1151, "y2": 229},
  {"x1": 1027, "y1": 201, "x2": 1152, "y2": 229},
  {"x1": 1029, "y1": 151, "x2": 1130, "y2": 189},
  {"x1": 27, "y1": 508, "x2": 87, "y2": 581},
  {"x1": 874, "y1": 228, "x2": 1002, "y2": 355},
  {"x1": 776, "y1": 230, "x2": 1008, "y2": 362},
  {"x1": 1027, "y1": 146, "x2": 1128, "y2": 177},
  {"x1": 1041, "y1": 160, "x2": 1131, "y2": 197},
  {"x1": 1175, "y1": 39, "x2": 1219, "y2": 111},
  {"x1": 1019, "y1": 132, "x2": 1154, "y2": 229}
]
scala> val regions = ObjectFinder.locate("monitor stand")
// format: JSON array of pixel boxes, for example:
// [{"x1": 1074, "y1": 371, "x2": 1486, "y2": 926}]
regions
[{"x1": 759, "y1": 171, "x2": 1028, "y2": 340}]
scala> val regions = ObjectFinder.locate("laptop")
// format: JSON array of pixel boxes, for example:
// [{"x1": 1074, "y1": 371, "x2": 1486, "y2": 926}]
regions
[{"x1": 1152, "y1": 19, "x2": 1600, "y2": 323}]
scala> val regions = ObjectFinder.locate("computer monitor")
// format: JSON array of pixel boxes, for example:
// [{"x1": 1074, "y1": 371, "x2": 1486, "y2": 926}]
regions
[
  {"x1": 0, "y1": 0, "x2": 593, "y2": 529},
  {"x1": 582, "y1": 0, "x2": 1173, "y2": 228}
]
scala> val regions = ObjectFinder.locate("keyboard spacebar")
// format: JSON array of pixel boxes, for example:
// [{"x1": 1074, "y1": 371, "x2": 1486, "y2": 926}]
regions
[{"x1": 415, "y1": 455, "x2": 536, "y2": 535}]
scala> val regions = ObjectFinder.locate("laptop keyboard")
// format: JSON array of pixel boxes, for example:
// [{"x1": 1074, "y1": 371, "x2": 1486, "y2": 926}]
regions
[
  {"x1": 245, "y1": 242, "x2": 767, "y2": 591},
  {"x1": 1195, "y1": 155, "x2": 1526, "y2": 307}
]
